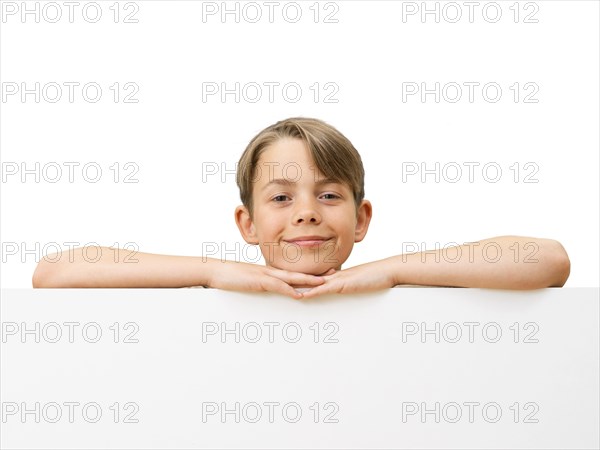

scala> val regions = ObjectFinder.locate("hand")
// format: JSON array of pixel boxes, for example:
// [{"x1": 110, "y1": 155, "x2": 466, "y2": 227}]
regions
[
  {"x1": 289, "y1": 268, "x2": 337, "y2": 290},
  {"x1": 206, "y1": 260, "x2": 327, "y2": 299},
  {"x1": 299, "y1": 259, "x2": 396, "y2": 299}
]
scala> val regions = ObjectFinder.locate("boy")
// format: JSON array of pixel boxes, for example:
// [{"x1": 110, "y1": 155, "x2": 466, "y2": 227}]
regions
[{"x1": 32, "y1": 117, "x2": 571, "y2": 298}]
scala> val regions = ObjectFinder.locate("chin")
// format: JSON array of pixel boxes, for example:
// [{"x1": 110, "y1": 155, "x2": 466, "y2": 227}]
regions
[{"x1": 272, "y1": 259, "x2": 339, "y2": 276}]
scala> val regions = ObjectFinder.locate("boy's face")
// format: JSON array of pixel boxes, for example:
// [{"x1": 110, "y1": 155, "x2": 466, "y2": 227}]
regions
[{"x1": 235, "y1": 138, "x2": 372, "y2": 275}]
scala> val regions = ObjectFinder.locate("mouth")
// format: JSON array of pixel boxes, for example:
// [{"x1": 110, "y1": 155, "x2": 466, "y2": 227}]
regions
[{"x1": 283, "y1": 236, "x2": 333, "y2": 248}]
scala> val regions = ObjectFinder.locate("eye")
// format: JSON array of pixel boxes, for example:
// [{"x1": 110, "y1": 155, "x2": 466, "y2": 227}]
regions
[
  {"x1": 273, "y1": 194, "x2": 290, "y2": 202},
  {"x1": 321, "y1": 193, "x2": 340, "y2": 200}
]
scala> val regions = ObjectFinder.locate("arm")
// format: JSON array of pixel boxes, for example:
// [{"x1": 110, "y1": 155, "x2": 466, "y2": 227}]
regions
[
  {"x1": 301, "y1": 236, "x2": 571, "y2": 298},
  {"x1": 389, "y1": 236, "x2": 571, "y2": 289},
  {"x1": 32, "y1": 246, "x2": 326, "y2": 297},
  {"x1": 32, "y1": 246, "x2": 215, "y2": 288}
]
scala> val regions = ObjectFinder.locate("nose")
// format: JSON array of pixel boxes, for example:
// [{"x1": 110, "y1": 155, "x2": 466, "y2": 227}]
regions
[{"x1": 292, "y1": 197, "x2": 322, "y2": 225}]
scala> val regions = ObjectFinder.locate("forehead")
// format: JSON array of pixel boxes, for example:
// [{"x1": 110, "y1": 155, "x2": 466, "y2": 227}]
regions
[
  {"x1": 254, "y1": 138, "x2": 324, "y2": 183},
  {"x1": 258, "y1": 138, "x2": 312, "y2": 167}
]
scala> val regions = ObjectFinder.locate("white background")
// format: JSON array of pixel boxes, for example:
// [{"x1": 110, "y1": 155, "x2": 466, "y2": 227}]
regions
[{"x1": 1, "y1": 0, "x2": 598, "y2": 287}]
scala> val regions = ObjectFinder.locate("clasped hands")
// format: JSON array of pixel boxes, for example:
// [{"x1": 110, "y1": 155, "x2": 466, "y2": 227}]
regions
[{"x1": 207, "y1": 259, "x2": 397, "y2": 299}]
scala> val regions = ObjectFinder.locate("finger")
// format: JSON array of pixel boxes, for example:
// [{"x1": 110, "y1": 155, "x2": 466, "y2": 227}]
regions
[
  {"x1": 262, "y1": 276, "x2": 304, "y2": 299},
  {"x1": 293, "y1": 287, "x2": 313, "y2": 294},
  {"x1": 298, "y1": 283, "x2": 336, "y2": 299}
]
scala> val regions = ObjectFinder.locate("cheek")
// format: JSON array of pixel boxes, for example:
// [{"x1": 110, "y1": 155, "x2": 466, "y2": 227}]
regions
[
  {"x1": 333, "y1": 210, "x2": 358, "y2": 237},
  {"x1": 255, "y1": 214, "x2": 285, "y2": 240}
]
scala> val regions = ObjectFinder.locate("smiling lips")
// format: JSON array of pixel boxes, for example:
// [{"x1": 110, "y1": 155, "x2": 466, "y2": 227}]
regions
[{"x1": 284, "y1": 236, "x2": 332, "y2": 248}]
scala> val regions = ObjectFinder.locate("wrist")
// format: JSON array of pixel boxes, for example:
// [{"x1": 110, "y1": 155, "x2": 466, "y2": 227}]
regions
[
  {"x1": 386, "y1": 255, "x2": 403, "y2": 287},
  {"x1": 196, "y1": 256, "x2": 218, "y2": 288}
]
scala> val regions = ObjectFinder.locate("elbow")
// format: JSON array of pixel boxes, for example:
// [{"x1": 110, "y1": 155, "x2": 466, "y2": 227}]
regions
[
  {"x1": 32, "y1": 260, "x2": 50, "y2": 288},
  {"x1": 32, "y1": 257, "x2": 62, "y2": 288},
  {"x1": 547, "y1": 240, "x2": 571, "y2": 287}
]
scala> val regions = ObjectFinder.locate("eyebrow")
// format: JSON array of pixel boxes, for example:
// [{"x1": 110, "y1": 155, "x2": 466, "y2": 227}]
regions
[{"x1": 261, "y1": 177, "x2": 341, "y2": 191}]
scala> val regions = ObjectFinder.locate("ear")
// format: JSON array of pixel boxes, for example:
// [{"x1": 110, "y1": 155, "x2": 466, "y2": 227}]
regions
[
  {"x1": 354, "y1": 200, "x2": 372, "y2": 243},
  {"x1": 235, "y1": 205, "x2": 259, "y2": 245}
]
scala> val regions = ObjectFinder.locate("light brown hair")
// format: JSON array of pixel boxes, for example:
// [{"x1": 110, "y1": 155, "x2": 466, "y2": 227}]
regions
[{"x1": 236, "y1": 117, "x2": 365, "y2": 216}]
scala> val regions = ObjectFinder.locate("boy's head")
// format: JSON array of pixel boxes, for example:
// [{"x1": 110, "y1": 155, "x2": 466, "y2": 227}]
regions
[{"x1": 235, "y1": 117, "x2": 372, "y2": 275}]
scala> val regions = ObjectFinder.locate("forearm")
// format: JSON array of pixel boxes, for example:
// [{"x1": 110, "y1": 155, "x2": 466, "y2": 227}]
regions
[
  {"x1": 32, "y1": 246, "x2": 216, "y2": 288},
  {"x1": 390, "y1": 236, "x2": 570, "y2": 289}
]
